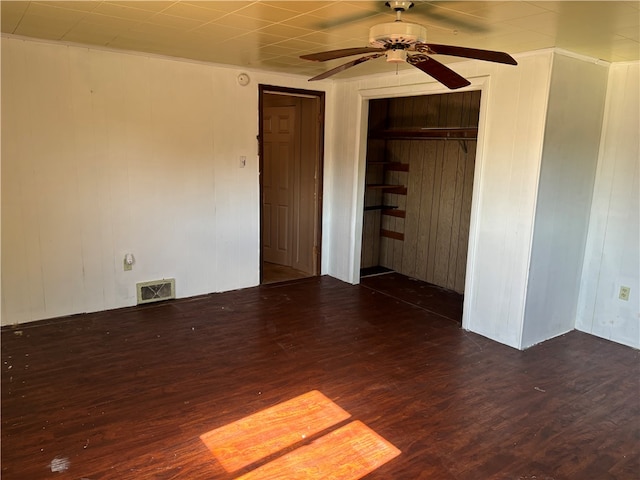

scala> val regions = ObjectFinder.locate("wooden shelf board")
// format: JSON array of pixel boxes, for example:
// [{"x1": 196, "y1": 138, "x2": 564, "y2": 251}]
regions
[
  {"x1": 364, "y1": 205, "x2": 398, "y2": 211},
  {"x1": 366, "y1": 184, "x2": 405, "y2": 190},
  {"x1": 384, "y1": 186, "x2": 407, "y2": 195},
  {"x1": 371, "y1": 127, "x2": 477, "y2": 140},
  {"x1": 382, "y1": 209, "x2": 406, "y2": 218},
  {"x1": 380, "y1": 229, "x2": 404, "y2": 241}
]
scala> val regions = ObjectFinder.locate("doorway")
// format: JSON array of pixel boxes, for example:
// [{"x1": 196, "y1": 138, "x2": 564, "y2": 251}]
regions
[
  {"x1": 259, "y1": 85, "x2": 324, "y2": 284},
  {"x1": 360, "y1": 91, "x2": 481, "y2": 296}
]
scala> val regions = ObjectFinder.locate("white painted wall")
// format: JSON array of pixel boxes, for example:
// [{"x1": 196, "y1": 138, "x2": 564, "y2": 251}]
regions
[
  {"x1": 3, "y1": 36, "x2": 637, "y2": 351},
  {"x1": 329, "y1": 51, "x2": 554, "y2": 349},
  {"x1": 522, "y1": 53, "x2": 609, "y2": 348},
  {"x1": 329, "y1": 51, "x2": 638, "y2": 351},
  {"x1": 576, "y1": 62, "x2": 640, "y2": 349},
  {"x1": 1, "y1": 37, "x2": 333, "y2": 325}
]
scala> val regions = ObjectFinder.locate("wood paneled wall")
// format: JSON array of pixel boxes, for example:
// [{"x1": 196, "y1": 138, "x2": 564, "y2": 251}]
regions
[
  {"x1": 361, "y1": 91, "x2": 481, "y2": 293},
  {"x1": 360, "y1": 99, "x2": 388, "y2": 269}
]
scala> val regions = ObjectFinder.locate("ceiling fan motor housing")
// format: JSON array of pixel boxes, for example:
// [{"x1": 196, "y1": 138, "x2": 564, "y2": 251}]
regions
[{"x1": 369, "y1": 22, "x2": 427, "y2": 49}]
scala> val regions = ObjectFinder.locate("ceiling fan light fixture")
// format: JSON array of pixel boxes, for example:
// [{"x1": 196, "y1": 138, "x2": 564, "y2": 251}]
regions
[
  {"x1": 369, "y1": 22, "x2": 427, "y2": 48},
  {"x1": 385, "y1": 1, "x2": 414, "y2": 12},
  {"x1": 386, "y1": 49, "x2": 407, "y2": 63}
]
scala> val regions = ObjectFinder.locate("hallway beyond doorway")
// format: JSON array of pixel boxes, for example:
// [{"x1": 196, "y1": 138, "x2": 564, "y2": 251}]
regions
[{"x1": 262, "y1": 261, "x2": 312, "y2": 285}]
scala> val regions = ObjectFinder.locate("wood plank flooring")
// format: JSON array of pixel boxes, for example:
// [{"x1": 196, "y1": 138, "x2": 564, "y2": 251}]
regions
[
  {"x1": 360, "y1": 272, "x2": 463, "y2": 323},
  {"x1": 262, "y1": 262, "x2": 312, "y2": 285},
  {"x1": 2, "y1": 276, "x2": 638, "y2": 479}
]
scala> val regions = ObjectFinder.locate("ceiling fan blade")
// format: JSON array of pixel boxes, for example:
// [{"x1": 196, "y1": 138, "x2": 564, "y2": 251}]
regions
[
  {"x1": 420, "y1": 43, "x2": 517, "y2": 65},
  {"x1": 308, "y1": 54, "x2": 385, "y2": 81},
  {"x1": 301, "y1": 47, "x2": 385, "y2": 62},
  {"x1": 407, "y1": 55, "x2": 471, "y2": 90}
]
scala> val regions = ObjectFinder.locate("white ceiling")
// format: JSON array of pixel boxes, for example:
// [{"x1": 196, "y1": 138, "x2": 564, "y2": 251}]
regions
[{"x1": 2, "y1": 1, "x2": 639, "y2": 79}]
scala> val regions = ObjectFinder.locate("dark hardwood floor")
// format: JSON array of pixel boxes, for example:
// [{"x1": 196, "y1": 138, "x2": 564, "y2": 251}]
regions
[
  {"x1": 2, "y1": 275, "x2": 638, "y2": 479},
  {"x1": 360, "y1": 271, "x2": 464, "y2": 323}
]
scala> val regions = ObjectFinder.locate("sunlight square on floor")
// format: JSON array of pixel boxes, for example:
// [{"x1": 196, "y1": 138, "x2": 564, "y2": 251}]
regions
[
  {"x1": 200, "y1": 390, "x2": 400, "y2": 478},
  {"x1": 200, "y1": 390, "x2": 351, "y2": 472},
  {"x1": 235, "y1": 420, "x2": 401, "y2": 480}
]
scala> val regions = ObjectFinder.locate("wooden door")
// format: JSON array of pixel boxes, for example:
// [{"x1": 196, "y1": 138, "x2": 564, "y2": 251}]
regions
[{"x1": 262, "y1": 106, "x2": 296, "y2": 266}]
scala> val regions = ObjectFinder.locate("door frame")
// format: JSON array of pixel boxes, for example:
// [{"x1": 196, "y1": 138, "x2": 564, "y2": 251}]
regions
[
  {"x1": 258, "y1": 85, "x2": 325, "y2": 284},
  {"x1": 353, "y1": 77, "x2": 491, "y2": 332}
]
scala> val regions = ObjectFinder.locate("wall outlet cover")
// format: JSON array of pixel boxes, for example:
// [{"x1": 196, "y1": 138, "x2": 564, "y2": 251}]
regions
[{"x1": 619, "y1": 286, "x2": 630, "y2": 301}]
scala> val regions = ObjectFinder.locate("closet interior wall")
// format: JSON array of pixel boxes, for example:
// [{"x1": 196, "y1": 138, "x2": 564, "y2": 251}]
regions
[{"x1": 361, "y1": 91, "x2": 481, "y2": 294}]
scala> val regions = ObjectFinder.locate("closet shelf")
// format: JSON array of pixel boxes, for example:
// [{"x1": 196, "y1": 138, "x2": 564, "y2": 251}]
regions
[
  {"x1": 366, "y1": 184, "x2": 404, "y2": 189},
  {"x1": 363, "y1": 206, "x2": 406, "y2": 218},
  {"x1": 367, "y1": 185, "x2": 407, "y2": 195},
  {"x1": 382, "y1": 208, "x2": 405, "y2": 218},
  {"x1": 381, "y1": 229, "x2": 404, "y2": 241},
  {"x1": 366, "y1": 184, "x2": 407, "y2": 195},
  {"x1": 364, "y1": 205, "x2": 398, "y2": 211},
  {"x1": 371, "y1": 127, "x2": 477, "y2": 140}
]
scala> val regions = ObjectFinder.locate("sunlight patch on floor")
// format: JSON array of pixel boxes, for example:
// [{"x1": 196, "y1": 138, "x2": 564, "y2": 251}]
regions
[{"x1": 200, "y1": 390, "x2": 400, "y2": 479}]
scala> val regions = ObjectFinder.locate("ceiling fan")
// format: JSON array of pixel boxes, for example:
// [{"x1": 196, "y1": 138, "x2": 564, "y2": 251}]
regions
[{"x1": 300, "y1": 1, "x2": 517, "y2": 89}]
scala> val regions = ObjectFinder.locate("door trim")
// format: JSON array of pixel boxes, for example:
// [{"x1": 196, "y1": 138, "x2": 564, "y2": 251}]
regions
[
  {"x1": 353, "y1": 77, "x2": 490, "y2": 333},
  {"x1": 258, "y1": 85, "x2": 325, "y2": 284}
]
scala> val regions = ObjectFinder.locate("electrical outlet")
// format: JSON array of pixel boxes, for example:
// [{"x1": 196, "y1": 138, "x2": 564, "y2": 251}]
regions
[{"x1": 619, "y1": 286, "x2": 630, "y2": 301}]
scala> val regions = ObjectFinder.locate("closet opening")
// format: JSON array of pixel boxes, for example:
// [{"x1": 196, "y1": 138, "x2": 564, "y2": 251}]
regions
[{"x1": 359, "y1": 91, "x2": 481, "y2": 320}]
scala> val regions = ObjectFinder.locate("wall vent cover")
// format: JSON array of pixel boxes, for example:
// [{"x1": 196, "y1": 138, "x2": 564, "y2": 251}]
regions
[{"x1": 136, "y1": 278, "x2": 175, "y2": 305}]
